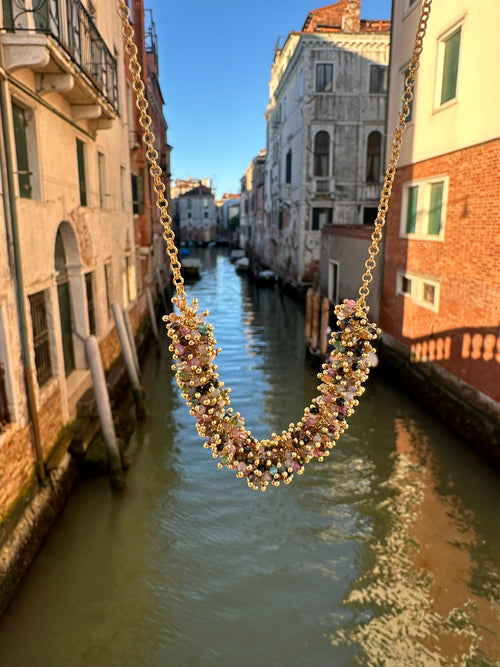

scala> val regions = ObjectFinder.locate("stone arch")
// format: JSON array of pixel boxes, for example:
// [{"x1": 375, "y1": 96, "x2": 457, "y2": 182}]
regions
[{"x1": 54, "y1": 221, "x2": 88, "y2": 375}]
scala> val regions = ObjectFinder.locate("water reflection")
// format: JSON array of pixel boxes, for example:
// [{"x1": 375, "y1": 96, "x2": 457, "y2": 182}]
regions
[
  {"x1": 0, "y1": 250, "x2": 498, "y2": 667},
  {"x1": 333, "y1": 416, "x2": 500, "y2": 666}
]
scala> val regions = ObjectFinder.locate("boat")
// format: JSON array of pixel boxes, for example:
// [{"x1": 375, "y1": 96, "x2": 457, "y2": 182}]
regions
[
  {"x1": 181, "y1": 258, "x2": 202, "y2": 278},
  {"x1": 257, "y1": 269, "x2": 276, "y2": 284},
  {"x1": 235, "y1": 257, "x2": 249, "y2": 272},
  {"x1": 229, "y1": 249, "x2": 245, "y2": 263}
]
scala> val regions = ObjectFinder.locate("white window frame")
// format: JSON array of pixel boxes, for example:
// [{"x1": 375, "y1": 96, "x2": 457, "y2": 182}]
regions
[
  {"x1": 434, "y1": 22, "x2": 463, "y2": 111},
  {"x1": 399, "y1": 174, "x2": 448, "y2": 241},
  {"x1": 397, "y1": 271, "x2": 440, "y2": 312},
  {"x1": 315, "y1": 63, "x2": 334, "y2": 94}
]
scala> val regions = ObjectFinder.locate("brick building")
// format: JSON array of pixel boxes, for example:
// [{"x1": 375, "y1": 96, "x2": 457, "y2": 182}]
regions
[
  {"x1": 127, "y1": 0, "x2": 172, "y2": 291},
  {"x1": 379, "y1": 0, "x2": 500, "y2": 457}
]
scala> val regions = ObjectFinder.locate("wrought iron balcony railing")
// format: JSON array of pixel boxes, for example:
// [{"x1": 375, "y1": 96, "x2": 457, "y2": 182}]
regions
[{"x1": 2, "y1": 0, "x2": 118, "y2": 112}]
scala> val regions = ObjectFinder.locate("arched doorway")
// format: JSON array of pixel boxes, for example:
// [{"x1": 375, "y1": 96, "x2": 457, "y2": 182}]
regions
[{"x1": 55, "y1": 229, "x2": 75, "y2": 376}]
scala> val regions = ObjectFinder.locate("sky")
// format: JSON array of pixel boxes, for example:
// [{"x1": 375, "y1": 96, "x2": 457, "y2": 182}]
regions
[{"x1": 146, "y1": 0, "x2": 392, "y2": 198}]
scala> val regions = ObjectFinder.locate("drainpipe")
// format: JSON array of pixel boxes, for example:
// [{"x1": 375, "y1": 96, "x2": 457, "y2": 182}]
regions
[{"x1": 0, "y1": 71, "x2": 46, "y2": 484}]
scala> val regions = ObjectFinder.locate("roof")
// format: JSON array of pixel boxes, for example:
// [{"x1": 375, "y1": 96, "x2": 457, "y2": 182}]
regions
[
  {"x1": 301, "y1": 0, "x2": 390, "y2": 35},
  {"x1": 179, "y1": 184, "x2": 213, "y2": 198}
]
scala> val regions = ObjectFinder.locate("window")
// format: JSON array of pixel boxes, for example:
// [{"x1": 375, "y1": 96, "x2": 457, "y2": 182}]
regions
[
  {"x1": 299, "y1": 70, "x2": 304, "y2": 98},
  {"x1": 397, "y1": 272, "x2": 440, "y2": 311},
  {"x1": 104, "y1": 262, "x2": 113, "y2": 318},
  {"x1": 12, "y1": 103, "x2": 33, "y2": 199},
  {"x1": 29, "y1": 290, "x2": 53, "y2": 387},
  {"x1": 98, "y1": 152, "x2": 106, "y2": 209},
  {"x1": 316, "y1": 64, "x2": 333, "y2": 93},
  {"x1": 131, "y1": 172, "x2": 144, "y2": 214},
  {"x1": 285, "y1": 149, "x2": 292, "y2": 183},
  {"x1": 311, "y1": 207, "x2": 332, "y2": 231},
  {"x1": 283, "y1": 96, "x2": 287, "y2": 121},
  {"x1": 401, "y1": 177, "x2": 447, "y2": 238},
  {"x1": 369, "y1": 65, "x2": 387, "y2": 93},
  {"x1": 313, "y1": 131, "x2": 330, "y2": 177},
  {"x1": 76, "y1": 138, "x2": 87, "y2": 206},
  {"x1": 363, "y1": 207, "x2": 378, "y2": 225},
  {"x1": 440, "y1": 27, "x2": 461, "y2": 105},
  {"x1": 401, "y1": 276, "x2": 412, "y2": 295},
  {"x1": 366, "y1": 131, "x2": 382, "y2": 183},
  {"x1": 85, "y1": 272, "x2": 96, "y2": 335}
]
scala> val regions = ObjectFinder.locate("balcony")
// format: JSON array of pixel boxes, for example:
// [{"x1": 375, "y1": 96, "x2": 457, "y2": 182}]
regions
[
  {"x1": 313, "y1": 178, "x2": 334, "y2": 199},
  {"x1": 1, "y1": 0, "x2": 118, "y2": 120}
]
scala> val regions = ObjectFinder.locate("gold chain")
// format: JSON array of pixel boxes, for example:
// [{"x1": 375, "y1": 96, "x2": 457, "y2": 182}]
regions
[
  {"x1": 117, "y1": 0, "x2": 188, "y2": 312},
  {"x1": 358, "y1": 0, "x2": 432, "y2": 307},
  {"x1": 118, "y1": 0, "x2": 432, "y2": 314}
]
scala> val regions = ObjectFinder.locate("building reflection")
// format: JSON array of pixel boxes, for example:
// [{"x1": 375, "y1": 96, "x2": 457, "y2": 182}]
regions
[{"x1": 332, "y1": 418, "x2": 500, "y2": 665}]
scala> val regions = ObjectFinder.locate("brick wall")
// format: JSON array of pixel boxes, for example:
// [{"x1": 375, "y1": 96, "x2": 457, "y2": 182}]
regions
[
  {"x1": 0, "y1": 386, "x2": 63, "y2": 522},
  {"x1": 380, "y1": 138, "x2": 500, "y2": 402}
]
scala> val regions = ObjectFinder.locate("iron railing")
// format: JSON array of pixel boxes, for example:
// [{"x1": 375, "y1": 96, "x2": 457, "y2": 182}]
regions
[{"x1": 2, "y1": 0, "x2": 118, "y2": 111}]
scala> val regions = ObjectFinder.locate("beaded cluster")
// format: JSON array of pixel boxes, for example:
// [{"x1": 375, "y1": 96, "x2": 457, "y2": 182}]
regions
[{"x1": 164, "y1": 297, "x2": 380, "y2": 491}]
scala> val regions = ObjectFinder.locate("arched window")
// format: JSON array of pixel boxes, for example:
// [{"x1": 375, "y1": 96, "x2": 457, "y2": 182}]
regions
[
  {"x1": 366, "y1": 131, "x2": 382, "y2": 183},
  {"x1": 313, "y1": 131, "x2": 330, "y2": 177}
]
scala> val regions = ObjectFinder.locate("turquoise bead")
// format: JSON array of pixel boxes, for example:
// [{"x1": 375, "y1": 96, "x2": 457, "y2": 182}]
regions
[
  {"x1": 269, "y1": 465, "x2": 278, "y2": 475},
  {"x1": 198, "y1": 324, "x2": 209, "y2": 334}
]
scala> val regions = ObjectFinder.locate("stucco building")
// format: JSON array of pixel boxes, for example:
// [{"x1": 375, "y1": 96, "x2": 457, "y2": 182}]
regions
[
  {"x1": 0, "y1": 0, "x2": 169, "y2": 608},
  {"x1": 379, "y1": 0, "x2": 500, "y2": 458},
  {"x1": 260, "y1": 0, "x2": 390, "y2": 292},
  {"x1": 239, "y1": 149, "x2": 265, "y2": 256},
  {"x1": 178, "y1": 184, "x2": 217, "y2": 244}
]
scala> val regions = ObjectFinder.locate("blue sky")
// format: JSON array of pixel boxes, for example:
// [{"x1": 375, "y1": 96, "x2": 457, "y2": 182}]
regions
[{"x1": 146, "y1": 0, "x2": 392, "y2": 197}]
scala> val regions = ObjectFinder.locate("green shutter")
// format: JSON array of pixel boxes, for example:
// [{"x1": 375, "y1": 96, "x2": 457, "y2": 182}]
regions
[
  {"x1": 405, "y1": 186, "x2": 418, "y2": 234},
  {"x1": 12, "y1": 103, "x2": 32, "y2": 199},
  {"x1": 428, "y1": 182, "x2": 444, "y2": 235},
  {"x1": 441, "y1": 29, "x2": 461, "y2": 105}
]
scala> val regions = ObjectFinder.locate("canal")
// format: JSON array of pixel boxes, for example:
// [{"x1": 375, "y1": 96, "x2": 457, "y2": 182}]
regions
[{"x1": 0, "y1": 248, "x2": 499, "y2": 667}]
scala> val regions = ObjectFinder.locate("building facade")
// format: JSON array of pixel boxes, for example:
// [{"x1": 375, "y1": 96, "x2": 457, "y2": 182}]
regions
[
  {"x1": 127, "y1": 0, "x2": 171, "y2": 291},
  {"x1": 0, "y1": 0, "x2": 169, "y2": 606},
  {"x1": 260, "y1": 0, "x2": 390, "y2": 291},
  {"x1": 239, "y1": 149, "x2": 265, "y2": 255},
  {"x1": 379, "y1": 0, "x2": 500, "y2": 456},
  {"x1": 178, "y1": 184, "x2": 217, "y2": 244}
]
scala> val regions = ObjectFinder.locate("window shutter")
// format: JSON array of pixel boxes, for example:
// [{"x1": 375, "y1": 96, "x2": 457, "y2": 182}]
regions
[
  {"x1": 428, "y1": 182, "x2": 444, "y2": 235},
  {"x1": 405, "y1": 186, "x2": 418, "y2": 233},
  {"x1": 12, "y1": 103, "x2": 32, "y2": 199},
  {"x1": 441, "y1": 29, "x2": 461, "y2": 105}
]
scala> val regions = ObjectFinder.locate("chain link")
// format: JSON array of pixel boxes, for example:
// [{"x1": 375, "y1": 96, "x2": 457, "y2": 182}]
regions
[
  {"x1": 358, "y1": 0, "x2": 432, "y2": 306},
  {"x1": 118, "y1": 0, "x2": 432, "y2": 314}
]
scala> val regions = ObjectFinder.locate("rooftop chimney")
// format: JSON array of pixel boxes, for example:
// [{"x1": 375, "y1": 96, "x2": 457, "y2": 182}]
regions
[{"x1": 341, "y1": 0, "x2": 361, "y2": 33}]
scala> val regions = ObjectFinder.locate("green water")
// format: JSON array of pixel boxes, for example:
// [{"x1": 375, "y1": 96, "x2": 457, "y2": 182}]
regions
[{"x1": 0, "y1": 249, "x2": 498, "y2": 667}]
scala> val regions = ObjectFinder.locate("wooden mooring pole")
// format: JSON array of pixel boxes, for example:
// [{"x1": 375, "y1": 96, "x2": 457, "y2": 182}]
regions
[{"x1": 85, "y1": 336, "x2": 125, "y2": 489}]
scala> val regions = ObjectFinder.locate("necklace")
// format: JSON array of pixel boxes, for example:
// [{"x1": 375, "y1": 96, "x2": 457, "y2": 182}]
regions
[{"x1": 118, "y1": 0, "x2": 432, "y2": 491}]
